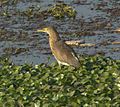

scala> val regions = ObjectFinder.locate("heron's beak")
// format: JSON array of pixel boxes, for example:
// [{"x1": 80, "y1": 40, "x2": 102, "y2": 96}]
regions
[
  {"x1": 37, "y1": 28, "x2": 47, "y2": 32},
  {"x1": 37, "y1": 29, "x2": 45, "y2": 32}
]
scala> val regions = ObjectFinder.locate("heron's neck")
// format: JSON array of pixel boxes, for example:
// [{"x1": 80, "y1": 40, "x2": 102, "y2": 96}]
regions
[{"x1": 49, "y1": 31, "x2": 60, "y2": 42}]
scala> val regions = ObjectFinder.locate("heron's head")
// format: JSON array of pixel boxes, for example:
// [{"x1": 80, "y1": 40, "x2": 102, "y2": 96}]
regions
[
  {"x1": 37, "y1": 26, "x2": 60, "y2": 40},
  {"x1": 37, "y1": 26, "x2": 56, "y2": 35}
]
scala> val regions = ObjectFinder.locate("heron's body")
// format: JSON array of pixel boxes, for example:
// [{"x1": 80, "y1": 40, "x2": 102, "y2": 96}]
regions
[{"x1": 37, "y1": 26, "x2": 80, "y2": 69}]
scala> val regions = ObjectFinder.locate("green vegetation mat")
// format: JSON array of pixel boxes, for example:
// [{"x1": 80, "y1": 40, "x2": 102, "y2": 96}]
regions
[{"x1": 0, "y1": 55, "x2": 120, "y2": 106}]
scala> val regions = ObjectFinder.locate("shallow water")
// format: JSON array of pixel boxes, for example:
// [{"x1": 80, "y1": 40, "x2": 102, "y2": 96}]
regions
[{"x1": 0, "y1": 0, "x2": 120, "y2": 65}]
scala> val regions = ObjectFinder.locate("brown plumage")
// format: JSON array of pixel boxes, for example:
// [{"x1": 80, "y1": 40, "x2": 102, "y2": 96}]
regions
[{"x1": 37, "y1": 26, "x2": 80, "y2": 69}]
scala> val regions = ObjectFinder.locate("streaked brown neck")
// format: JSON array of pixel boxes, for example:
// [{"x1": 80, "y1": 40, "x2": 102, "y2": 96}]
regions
[
  {"x1": 48, "y1": 30, "x2": 60, "y2": 42},
  {"x1": 48, "y1": 31, "x2": 60, "y2": 49}
]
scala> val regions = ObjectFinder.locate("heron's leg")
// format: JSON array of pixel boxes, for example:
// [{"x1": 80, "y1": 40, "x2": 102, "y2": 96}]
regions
[{"x1": 58, "y1": 63, "x2": 61, "y2": 69}]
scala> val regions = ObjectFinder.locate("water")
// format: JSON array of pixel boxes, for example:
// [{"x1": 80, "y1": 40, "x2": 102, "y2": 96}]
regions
[{"x1": 0, "y1": 0, "x2": 120, "y2": 65}]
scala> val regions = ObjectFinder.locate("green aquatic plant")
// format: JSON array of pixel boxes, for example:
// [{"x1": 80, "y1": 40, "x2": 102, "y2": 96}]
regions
[
  {"x1": 2, "y1": 9, "x2": 12, "y2": 18},
  {"x1": 26, "y1": 7, "x2": 34, "y2": 19},
  {"x1": 47, "y1": 4, "x2": 76, "y2": 19},
  {"x1": 0, "y1": 55, "x2": 119, "y2": 106}
]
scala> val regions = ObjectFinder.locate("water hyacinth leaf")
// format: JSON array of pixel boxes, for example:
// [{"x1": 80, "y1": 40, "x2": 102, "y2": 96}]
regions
[
  {"x1": 0, "y1": 55, "x2": 120, "y2": 106},
  {"x1": 17, "y1": 87, "x2": 24, "y2": 94},
  {"x1": 102, "y1": 72, "x2": 109, "y2": 78},
  {"x1": 0, "y1": 92, "x2": 5, "y2": 97},
  {"x1": 25, "y1": 72, "x2": 31, "y2": 78}
]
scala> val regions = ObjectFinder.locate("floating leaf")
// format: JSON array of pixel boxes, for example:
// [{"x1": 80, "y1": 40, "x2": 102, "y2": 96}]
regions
[{"x1": 0, "y1": 55, "x2": 119, "y2": 106}]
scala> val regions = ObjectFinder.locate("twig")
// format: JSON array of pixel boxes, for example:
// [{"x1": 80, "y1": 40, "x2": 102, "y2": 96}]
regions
[
  {"x1": 80, "y1": 44, "x2": 95, "y2": 47},
  {"x1": 65, "y1": 40, "x2": 95, "y2": 47},
  {"x1": 65, "y1": 40, "x2": 85, "y2": 46},
  {"x1": 112, "y1": 42, "x2": 120, "y2": 45},
  {"x1": 114, "y1": 28, "x2": 120, "y2": 32}
]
